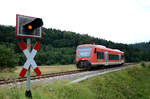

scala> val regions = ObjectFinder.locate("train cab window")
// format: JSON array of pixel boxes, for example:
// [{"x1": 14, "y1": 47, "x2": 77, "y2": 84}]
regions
[
  {"x1": 97, "y1": 52, "x2": 104, "y2": 59},
  {"x1": 77, "y1": 46, "x2": 92, "y2": 58}
]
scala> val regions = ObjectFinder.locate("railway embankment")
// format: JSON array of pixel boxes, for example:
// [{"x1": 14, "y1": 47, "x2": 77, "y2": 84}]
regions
[{"x1": 0, "y1": 63, "x2": 150, "y2": 99}]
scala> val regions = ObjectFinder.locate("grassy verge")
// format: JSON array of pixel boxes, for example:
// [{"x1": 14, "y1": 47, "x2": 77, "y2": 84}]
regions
[
  {"x1": 0, "y1": 64, "x2": 150, "y2": 99},
  {"x1": 0, "y1": 64, "x2": 77, "y2": 79}
]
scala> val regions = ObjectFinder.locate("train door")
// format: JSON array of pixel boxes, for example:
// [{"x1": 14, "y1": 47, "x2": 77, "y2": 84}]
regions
[
  {"x1": 119, "y1": 54, "x2": 121, "y2": 63},
  {"x1": 105, "y1": 52, "x2": 108, "y2": 65}
]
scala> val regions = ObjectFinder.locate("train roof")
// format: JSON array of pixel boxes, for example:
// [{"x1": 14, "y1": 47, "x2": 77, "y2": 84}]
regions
[{"x1": 77, "y1": 44, "x2": 124, "y2": 54}]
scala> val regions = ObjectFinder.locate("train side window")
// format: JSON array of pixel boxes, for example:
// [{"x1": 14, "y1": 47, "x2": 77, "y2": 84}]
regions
[
  {"x1": 109, "y1": 54, "x2": 112, "y2": 60},
  {"x1": 115, "y1": 55, "x2": 119, "y2": 60},
  {"x1": 97, "y1": 52, "x2": 104, "y2": 59},
  {"x1": 109, "y1": 54, "x2": 119, "y2": 60}
]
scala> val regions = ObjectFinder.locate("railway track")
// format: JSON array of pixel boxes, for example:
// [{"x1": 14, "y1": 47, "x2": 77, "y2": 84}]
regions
[
  {"x1": 0, "y1": 70, "x2": 87, "y2": 85},
  {"x1": 0, "y1": 63, "x2": 137, "y2": 85}
]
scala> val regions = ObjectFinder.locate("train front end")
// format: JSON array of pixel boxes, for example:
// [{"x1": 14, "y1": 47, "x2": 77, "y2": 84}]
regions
[{"x1": 76, "y1": 45, "x2": 93, "y2": 69}]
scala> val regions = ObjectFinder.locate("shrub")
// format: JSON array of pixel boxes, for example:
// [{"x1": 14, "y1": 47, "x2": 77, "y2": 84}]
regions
[{"x1": 141, "y1": 62, "x2": 146, "y2": 68}]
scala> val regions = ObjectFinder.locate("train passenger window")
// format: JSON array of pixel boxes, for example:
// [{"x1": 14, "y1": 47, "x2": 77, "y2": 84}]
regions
[
  {"x1": 97, "y1": 52, "x2": 104, "y2": 59},
  {"x1": 109, "y1": 54, "x2": 113, "y2": 60},
  {"x1": 109, "y1": 54, "x2": 119, "y2": 60},
  {"x1": 115, "y1": 55, "x2": 119, "y2": 60}
]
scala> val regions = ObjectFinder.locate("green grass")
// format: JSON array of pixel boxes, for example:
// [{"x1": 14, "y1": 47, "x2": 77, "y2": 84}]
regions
[{"x1": 0, "y1": 64, "x2": 150, "y2": 99}]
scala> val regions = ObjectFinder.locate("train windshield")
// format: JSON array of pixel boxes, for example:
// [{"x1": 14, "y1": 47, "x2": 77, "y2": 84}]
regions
[{"x1": 77, "y1": 46, "x2": 92, "y2": 57}]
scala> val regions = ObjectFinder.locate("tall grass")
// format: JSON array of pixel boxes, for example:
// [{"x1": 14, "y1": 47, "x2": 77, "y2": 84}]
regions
[{"x1": 0, "y1": 65, "x2": 77, "y2": 80}]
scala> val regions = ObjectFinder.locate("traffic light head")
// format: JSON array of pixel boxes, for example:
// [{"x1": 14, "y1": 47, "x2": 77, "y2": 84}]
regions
[
  {"x1": 23, "y1": 18, "x2": 43, "y2": 32},
  {"x1": 16, "y1": 14, "x2": 43, "y2": 38}
]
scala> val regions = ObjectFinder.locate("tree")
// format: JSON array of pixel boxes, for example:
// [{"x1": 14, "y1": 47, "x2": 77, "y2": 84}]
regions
[
  {"x1": 0, "y1": 44, "x2": 17, "y2": 69},
  {"x1": 0, "y1": 25, "x2": 150, "y2": 65}
]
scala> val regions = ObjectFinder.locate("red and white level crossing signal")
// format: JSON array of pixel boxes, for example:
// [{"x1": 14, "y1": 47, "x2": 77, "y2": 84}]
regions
[
  {"x1": 19, "y1": 41, "x2": 41, "y2": 78},
  {"x1": 16, "y1": 14, "x2": 43, "y2": 98}
]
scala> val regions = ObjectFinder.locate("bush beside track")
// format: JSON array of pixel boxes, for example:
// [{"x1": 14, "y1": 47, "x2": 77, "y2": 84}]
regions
[{"x1": 0, "y1": 63, "x2": 150, "y2": 99}]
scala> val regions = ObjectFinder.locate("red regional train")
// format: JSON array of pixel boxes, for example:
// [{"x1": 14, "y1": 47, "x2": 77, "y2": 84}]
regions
[{"x1": 76, "y1": 44, "x2": 124, "y2": 69}]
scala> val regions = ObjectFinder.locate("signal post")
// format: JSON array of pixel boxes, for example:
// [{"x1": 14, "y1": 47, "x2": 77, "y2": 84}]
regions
[
  {"x1": 26, "y1": 38, "x2": 31, "y2": 97},
  {"x1": 16, "y1": 14, "x2": 43, "y2": 98}
]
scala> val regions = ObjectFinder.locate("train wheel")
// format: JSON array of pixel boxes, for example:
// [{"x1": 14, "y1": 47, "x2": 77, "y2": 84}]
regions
[{"x1": 76, "y1": 60, "x2": 91, "y2": 69}]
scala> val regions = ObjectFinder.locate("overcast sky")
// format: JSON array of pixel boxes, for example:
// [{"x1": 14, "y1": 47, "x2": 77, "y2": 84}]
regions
[{"x1": 0, "y1": 0, "x2": 150, "y2": 44}]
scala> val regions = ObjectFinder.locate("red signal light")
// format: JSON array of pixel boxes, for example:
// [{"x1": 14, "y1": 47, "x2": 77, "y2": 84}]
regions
[
  {"x1": 22, "y1": 18, "x2": 43, "y2": 34},
  {"x1": 28, "y1": 25, "x2": 32, "y2": 30}
]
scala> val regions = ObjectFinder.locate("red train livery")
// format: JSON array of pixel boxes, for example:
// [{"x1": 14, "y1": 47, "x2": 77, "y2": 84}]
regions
[{"x1": 76, "y1": 44, "x2": 124, "y2": 69}]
